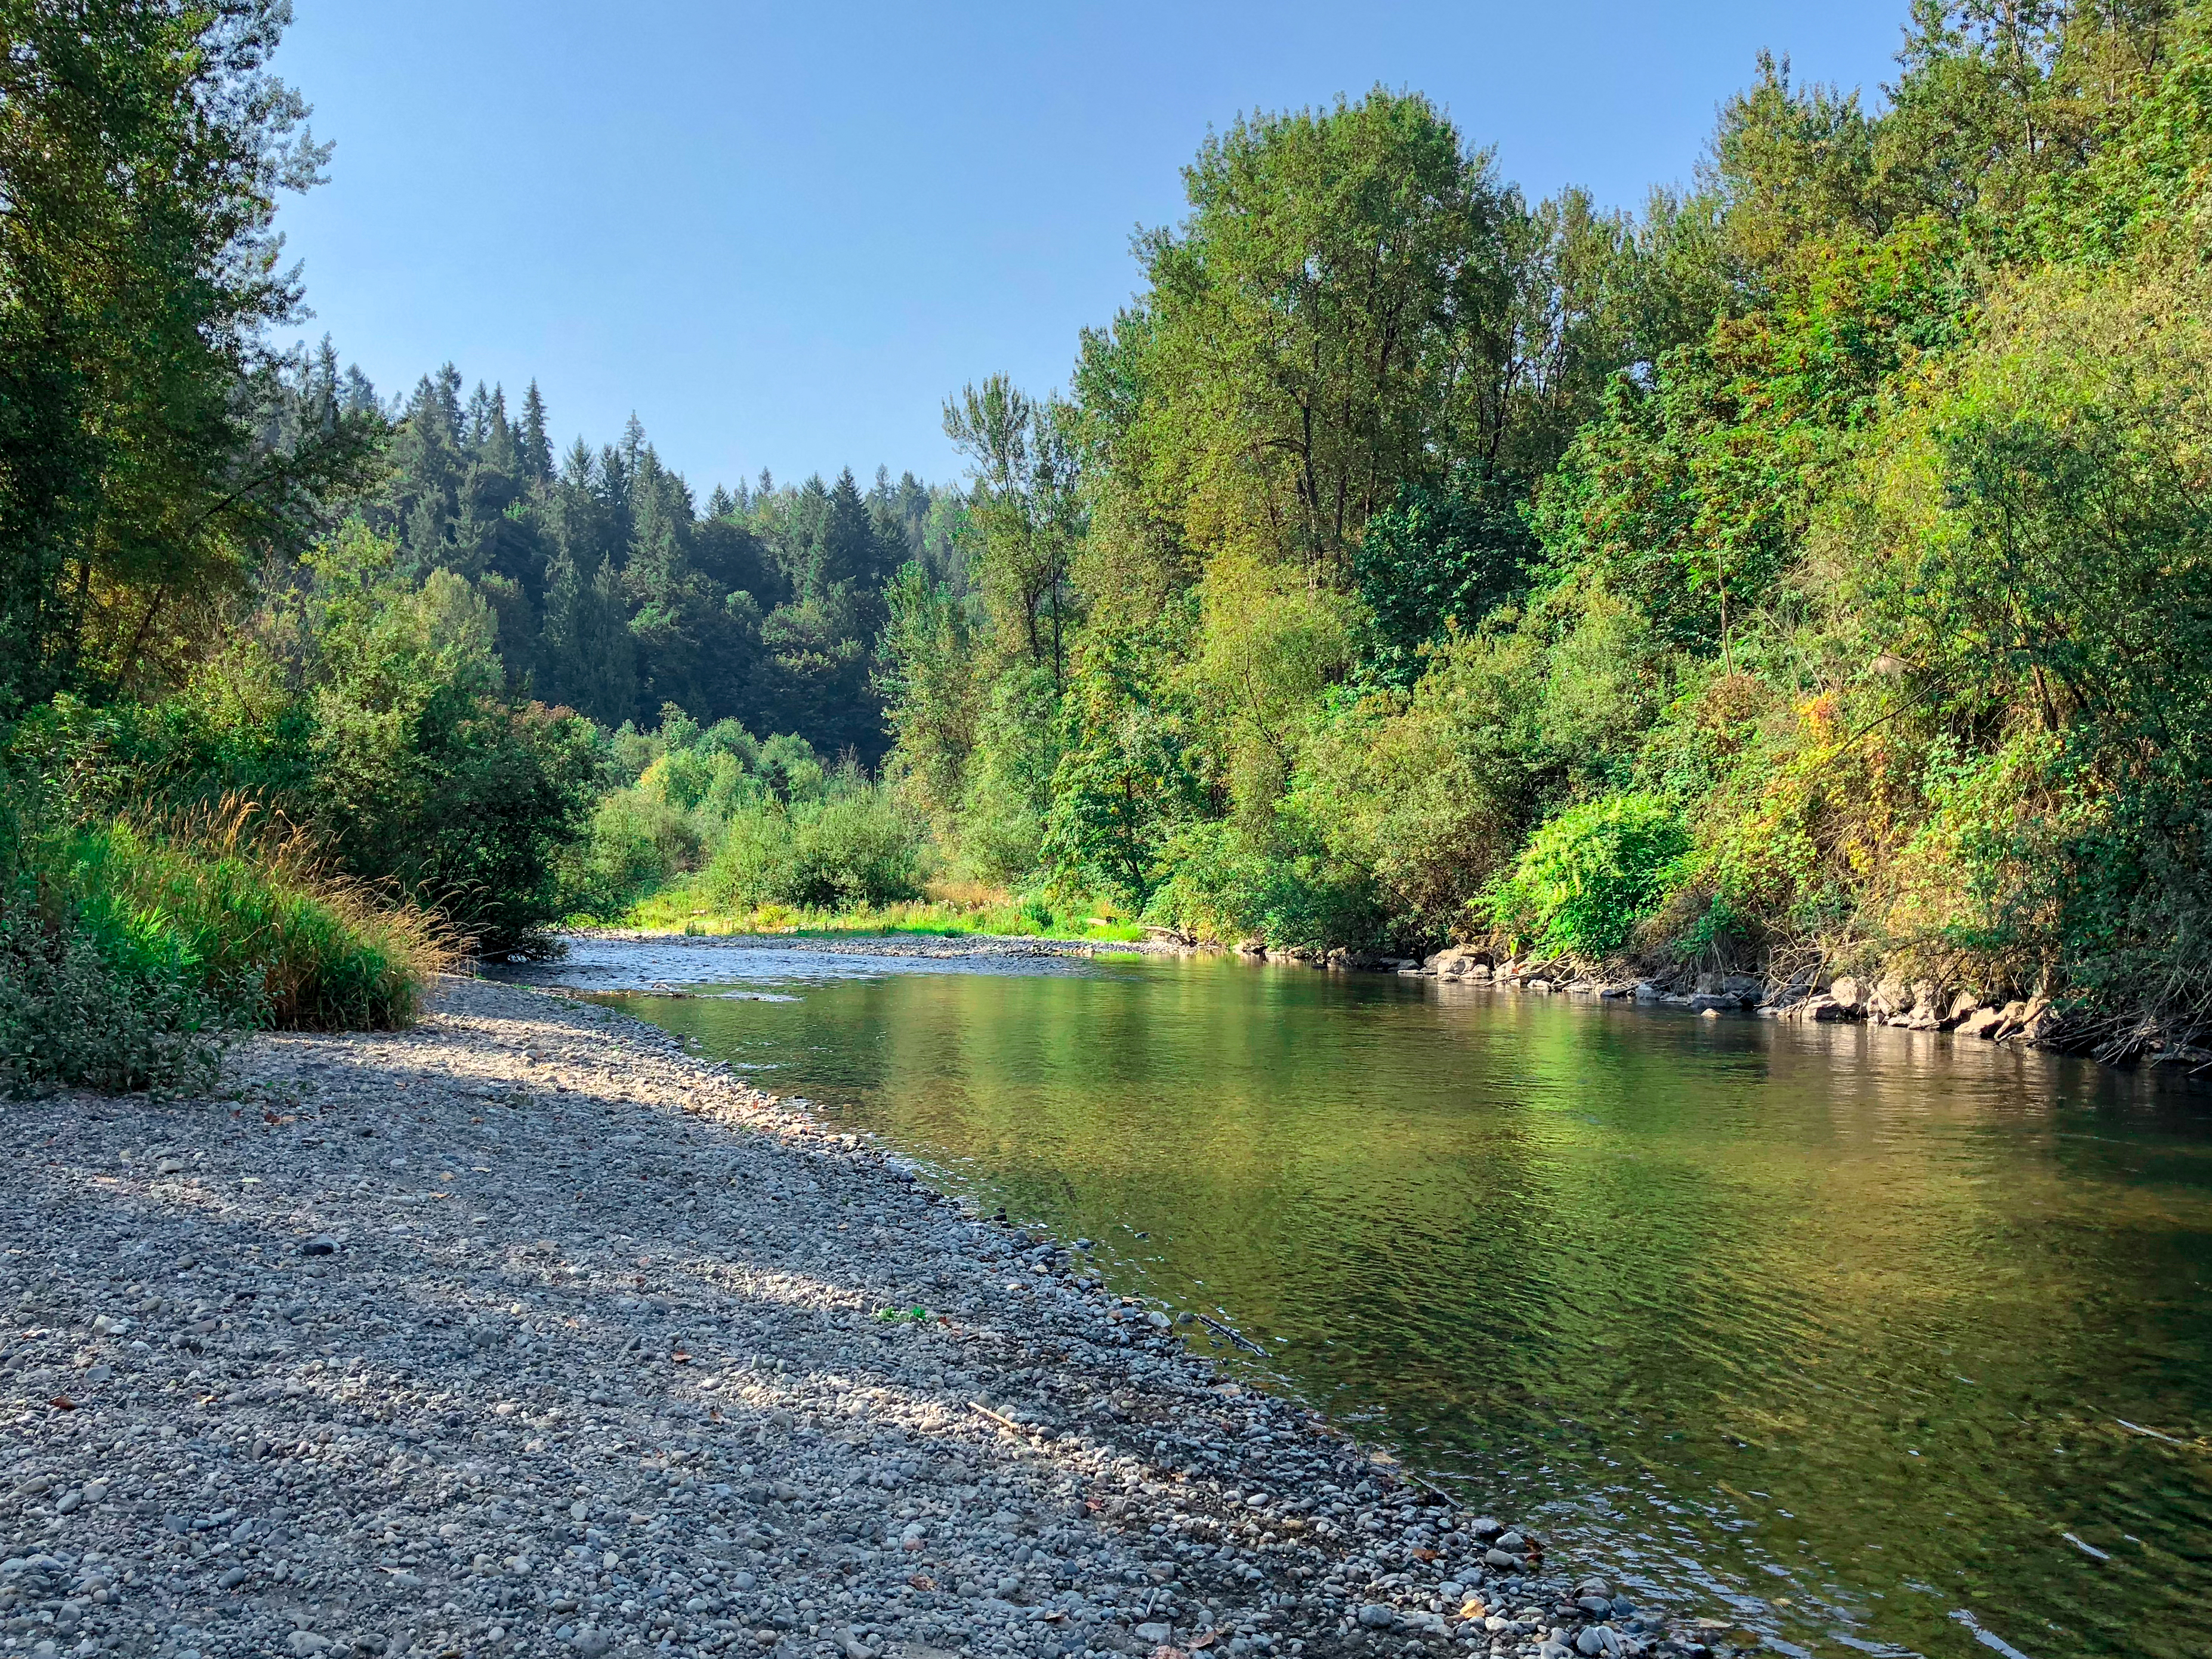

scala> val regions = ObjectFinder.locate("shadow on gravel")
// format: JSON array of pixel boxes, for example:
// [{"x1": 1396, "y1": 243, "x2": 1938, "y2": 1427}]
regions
[{"x1": 1, "y1": 1017, "x2": 1439, "y2": 1659}]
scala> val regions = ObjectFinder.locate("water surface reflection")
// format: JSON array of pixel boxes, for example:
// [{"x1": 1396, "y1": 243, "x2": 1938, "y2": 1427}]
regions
[{"x1": 606, "y1": 954, "x2": 2212, "y2": 1659}]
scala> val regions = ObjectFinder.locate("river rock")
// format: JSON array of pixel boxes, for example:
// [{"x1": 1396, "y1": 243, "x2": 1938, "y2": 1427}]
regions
[
  {"x1": 1955, "y1": 1005, "x2": 2004, "y2": 1038},
  {"x1": 1427, "y1": 946, "x2": 1491, "y2": 978}
]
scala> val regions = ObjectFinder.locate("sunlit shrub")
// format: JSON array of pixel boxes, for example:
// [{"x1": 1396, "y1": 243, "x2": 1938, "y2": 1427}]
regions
[
  {"x1": 699, "y1": 776, "x2": 925, "y2": 912},
  {"x1": 1483, "y1": 793, "x2": 1690, "y2": 960}
]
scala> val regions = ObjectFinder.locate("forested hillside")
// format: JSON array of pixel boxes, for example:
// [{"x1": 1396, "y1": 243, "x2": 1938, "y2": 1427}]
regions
[
  {"x1": 348, "y1": 362, "x2": 958, "y2": 757},
  {"x1": 854, "y1": 0, "x2": 2212, "y2": 1057}
]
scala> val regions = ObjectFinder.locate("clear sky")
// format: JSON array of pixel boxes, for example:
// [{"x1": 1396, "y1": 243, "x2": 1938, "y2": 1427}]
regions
[{"x1": 270, "y1": 1, "x2": 1907, "y2": 498}]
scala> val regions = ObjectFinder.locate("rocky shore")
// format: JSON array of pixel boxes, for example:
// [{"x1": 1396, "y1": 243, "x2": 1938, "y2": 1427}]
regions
[
  {"x1": 1397, "y1": 949, "x2": 2122, "y2": 1054},
  {"x1": 2, "y1": 977, "x2": 1730, "y2": 1659}
]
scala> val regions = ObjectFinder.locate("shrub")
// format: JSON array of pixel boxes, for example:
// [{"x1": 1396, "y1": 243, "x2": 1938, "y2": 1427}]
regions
[
  {"x1": 1484, "y1": 793, "x2": 1689, "y2": 960},
  {"x1": 557, "y1": 785, "x2": 699, "y2": 921},
  {"x1": 699, "y1": 780, "x2": 925, "y2": 912},
  {"x1": 0, "y1": 794, "x2": 449, "y2": 1096},
  {"x1": 1141, "y1": 818, "x2": 1383, "y2": 951},
  {"x1": 0, "y1": 877, "x2": 227, "y2": 1097}
]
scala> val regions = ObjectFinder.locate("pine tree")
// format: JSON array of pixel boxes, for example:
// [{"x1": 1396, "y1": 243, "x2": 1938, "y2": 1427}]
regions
[
  {"x1": 464, "y1": 380, "x2": 496, "y2": 455},
  {"x1": 482, "y1": 387, "x2": 517, "y2": 476},
  {"x1": 519, "y1": 381, "x2": 554, "y2": 483}
]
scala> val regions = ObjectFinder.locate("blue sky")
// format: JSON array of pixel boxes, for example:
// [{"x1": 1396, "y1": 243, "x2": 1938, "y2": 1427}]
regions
[{"x1": 271, "y1": 1, "x2": 1906, "y2": 497}]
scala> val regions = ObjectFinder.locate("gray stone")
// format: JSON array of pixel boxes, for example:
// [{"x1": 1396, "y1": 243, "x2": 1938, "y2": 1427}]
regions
[{"x1": 1357, "y1": 1604, "x2": 1397, "y2": 1629}]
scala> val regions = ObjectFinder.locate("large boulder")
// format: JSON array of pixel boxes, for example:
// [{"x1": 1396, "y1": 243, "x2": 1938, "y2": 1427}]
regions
[
  {"x1": 1424, "y1": 945, "x2": 1494, "y2": 977},
  {"x1": 1954, "y1": 1005, "x2": 2004, "y2": 1038},
  {"x1": 1867, "y1": 977, "x2": 1913, "y2": 1020}
]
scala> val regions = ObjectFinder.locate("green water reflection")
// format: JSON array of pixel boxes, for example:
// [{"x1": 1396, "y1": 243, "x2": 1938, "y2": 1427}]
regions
[{"x1": 615, "y1": 955, "x2": 2212, "y2": 1659}]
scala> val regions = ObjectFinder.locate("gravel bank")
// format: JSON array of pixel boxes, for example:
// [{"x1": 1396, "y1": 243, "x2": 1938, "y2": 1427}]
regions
[{"x1": 2, "y1": 977, "x2": 1725, "y2": 1659}]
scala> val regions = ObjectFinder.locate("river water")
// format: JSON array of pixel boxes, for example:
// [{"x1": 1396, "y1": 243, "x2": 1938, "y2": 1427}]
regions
[{"x1": 569, "y1": 942, "x2": 2212, "y2": 1659}]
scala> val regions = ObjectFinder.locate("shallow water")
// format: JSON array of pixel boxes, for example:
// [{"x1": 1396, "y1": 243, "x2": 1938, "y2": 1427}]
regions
[{"x1": 587, "y1": 948, "x2": 2212, "y2": 1659}]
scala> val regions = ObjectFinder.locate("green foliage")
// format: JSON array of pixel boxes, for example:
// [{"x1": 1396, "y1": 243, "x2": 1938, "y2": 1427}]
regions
[
  {"x1": 357, "y1": 357, "x2": 951, "y2": 761},
  {"x1": 1816, "y1": 260, "x2": 2212, "y2": 1035},
  {"x1": 0, "y1": 1, "x2": 382, "y2": 709},
  {"x1": 1353, "y1": 482, "x2": 1534, "y2": 687},
  {"x1": 292, "y1": 529, "x2": 601, "y2": 954},
  {"x1": 0, "y1": 764, "x2": 446, "y2": 1096},
  {"x1": 1044, "y1": 652, "x2": 1203, "y2": 911},
  {"x1": 559, "y1": 711, "x2": 930, "y2": 923},
  {"x1": 53, "y1": 812, "x2": 443, "y2": 1031},
  {"x1": 0, "y1": 874, "x2": 226, "y2": 1098},
  {"x1": 877, "y1": 560, "x2": 980, "y2": 834},
  {"x1": 1142, "y1": 818, "x2": 1381, "y2": 951},
  {"x1": 1485, "y1": 795, "x2": 1690, "y2": 960},
  {"x1": 559, "y1": 785, "x2": 700, "y2": 922},
  {"x1": 941, "y1": 378, "x2": 1082, "y2": 687},
  {"x1": 699, "y1": 781, "x2": 925, "y2": 914}
]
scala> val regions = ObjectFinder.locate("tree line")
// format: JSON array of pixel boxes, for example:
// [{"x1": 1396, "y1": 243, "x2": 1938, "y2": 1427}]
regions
[
  {"x1": 869, "y1": 0, "x2": 2212, "y2": 1056},
  {"x1": 353, "y1": 362, "x2": 961, "y2": 760}
]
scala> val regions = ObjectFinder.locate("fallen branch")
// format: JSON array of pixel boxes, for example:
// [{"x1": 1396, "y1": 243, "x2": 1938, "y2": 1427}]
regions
[
  {"x1": 967, "y1": 1400, "x2": 1030, "y2": 1436},
  {"x1": 1195, "y1": 1313, "x2": 1268, "y2": 1357}
]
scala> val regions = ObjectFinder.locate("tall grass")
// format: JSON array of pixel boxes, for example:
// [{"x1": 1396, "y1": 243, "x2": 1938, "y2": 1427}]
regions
[
  {"x1": 75, "y1": 799, "x2": 456, "y2": 1029},
  {"x1": 2, "y1": 795, "x2": 453, "y2": 1095}
]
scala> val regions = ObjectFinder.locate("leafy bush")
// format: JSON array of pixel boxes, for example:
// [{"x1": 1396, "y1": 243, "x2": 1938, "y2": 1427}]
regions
[
  {"x1": 1141, "y1": 818, "x2": 1382, "y2": 951},
  {"x1": 556, "y1": 710, "x2": 929, "y2": 921},
  {"x1": 699, "y1": 781, "x2": 925, "y2": 912},
  {"x1": 1353, "y1": 481, "x2": 1535, "y2": 687},
  {"x1": 0, "y1": 877, "x2": 226, "y2": 1098},
  {"x1": 11, "y1": 531, "x2": 602, "y2": 958},
  {"x1": 1484, "y1": 794, "x2": 1689, "y2": 960},
  {"x1": 557, "y1": 783, "x2": 701, "y2": 922}
]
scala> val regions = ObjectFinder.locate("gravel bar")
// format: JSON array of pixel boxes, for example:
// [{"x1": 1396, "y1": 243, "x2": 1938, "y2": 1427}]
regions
[{"x1": 1, "y1": 976, "x2": 1727, "y2": 1659}]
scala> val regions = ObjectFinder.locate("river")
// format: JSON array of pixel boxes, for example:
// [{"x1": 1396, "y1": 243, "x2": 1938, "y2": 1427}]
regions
[{"x1": 541, "y1": 939, "x2": 2212, "y2": 1659}]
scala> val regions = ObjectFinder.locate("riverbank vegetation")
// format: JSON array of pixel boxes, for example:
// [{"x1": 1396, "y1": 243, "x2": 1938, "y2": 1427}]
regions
[
  {"x1": 861, "y1": 2, "x2": 2212, "y2": 1058},
  {"x1": 8, "y1": 0, "x2": 2211, "y2": 1074}
]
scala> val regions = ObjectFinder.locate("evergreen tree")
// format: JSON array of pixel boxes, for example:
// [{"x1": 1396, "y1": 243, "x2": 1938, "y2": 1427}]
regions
[
  {"x1": 540, "y1": 548, "x2": 636, "y2": 724},
  {"x1": 519, "y1": 381, "x2": 554, "y2": 482}
]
